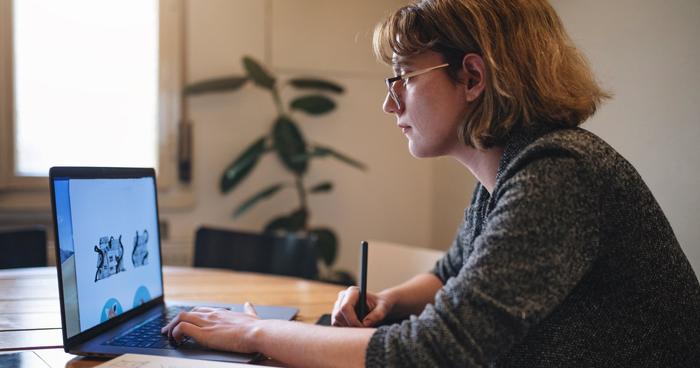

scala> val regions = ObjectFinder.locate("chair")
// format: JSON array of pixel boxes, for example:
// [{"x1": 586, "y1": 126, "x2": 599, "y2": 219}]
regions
[
  {"x1": 0, "y1": 226, "x2": 47, "y2": 269},
  {"x1": 365, "y1": 240, "x2": 444, "y2": 292},
  {"x1": 193, "y1": 226, "x2": 318, "y2": 280}
]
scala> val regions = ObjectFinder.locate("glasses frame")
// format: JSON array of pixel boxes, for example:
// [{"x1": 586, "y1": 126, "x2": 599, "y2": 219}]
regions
[{"x1": 385, "y1": 63, "x2": 450, "y2": 109}]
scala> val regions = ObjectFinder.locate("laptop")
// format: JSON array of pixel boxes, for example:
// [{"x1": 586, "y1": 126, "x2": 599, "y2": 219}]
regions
[{"x1": 49, "y1": 167, "x2": 298, "y2": 363}]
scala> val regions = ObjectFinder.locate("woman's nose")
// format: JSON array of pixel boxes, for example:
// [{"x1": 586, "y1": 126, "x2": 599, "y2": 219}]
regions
[{"x1": 382, "y1": 92, "x2": 401, "y2": 115}]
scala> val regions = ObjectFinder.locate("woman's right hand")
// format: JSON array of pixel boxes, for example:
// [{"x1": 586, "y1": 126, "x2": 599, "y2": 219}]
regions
[{"x1": 331, "y1": 286, "x2": 395, "y2": 327}]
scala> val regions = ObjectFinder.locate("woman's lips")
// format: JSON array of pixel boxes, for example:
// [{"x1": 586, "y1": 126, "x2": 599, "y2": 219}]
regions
[{"x1": 398, "y1": 124, "x2": 411, "y2": 134}]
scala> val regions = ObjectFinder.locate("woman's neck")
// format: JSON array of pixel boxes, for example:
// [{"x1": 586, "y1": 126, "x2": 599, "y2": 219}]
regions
[{"x1": 451, "y1": 145, "x2": 504, "y2": 194}]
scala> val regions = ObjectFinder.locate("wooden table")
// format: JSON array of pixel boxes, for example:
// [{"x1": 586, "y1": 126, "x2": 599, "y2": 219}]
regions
[{"x1": 0, "y1": 266, "x2": 344, "y2": 367}]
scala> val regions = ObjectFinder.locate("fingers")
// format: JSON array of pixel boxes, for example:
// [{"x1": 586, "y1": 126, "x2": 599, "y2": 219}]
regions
[
  {"x1": 158, "y1": 306, "x2": 264, "y2": 353},
  {"x1": 191, "y1": 306, "x2": 217, "y2": 312},
  {"x1": 340, "y1": 302, "x2": 362, "y2": 327},
  {"x1": 332, "y1": 289, "x2": 351, "y2": 326},
  {"x1": 244, "y1": 302, "x2": 258, "y2": 317},
  {"x1": 331, "y1": 290, "x2": 345, "y2": 325},
  {"x1": 161, "y1": 311, "x2": 182, "y2": 336},
  {"x1": 362, "y1": 301, "x2": 389, "y2": 327},
  {"x1": 331, "y1": 287, "x2": 363, "y2": 327},
  {"x1": 171, "y1": 321, "x2": 202, "y2": 344},
  {"x1": 366, "y1": 295, "x2": 378, "y2": 311},
  {"x1": 161, "y1": 311, "x2": 206, "y2": 339},
  {"x1": 333, "y1": 304, "x2": 352, "y2": 327},
  {"x1": 330, "y1": 289, "x2": 389, "y2": 327}
]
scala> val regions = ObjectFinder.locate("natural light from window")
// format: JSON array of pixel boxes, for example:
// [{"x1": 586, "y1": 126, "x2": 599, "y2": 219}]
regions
[{"x1": 13, "y1": 0, "x2": 158, "y2": 176}]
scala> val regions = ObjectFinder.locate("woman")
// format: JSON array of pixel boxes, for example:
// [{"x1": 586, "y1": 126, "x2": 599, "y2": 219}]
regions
[{"x1": 163, "y1": 0, "x2": 700, "y2": 366}]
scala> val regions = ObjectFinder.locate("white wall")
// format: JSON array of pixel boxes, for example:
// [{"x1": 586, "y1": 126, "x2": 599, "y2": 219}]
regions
[
  {"x1": 551, "y1": 0, "x2": 700, "y2": 275},
  {"x1": 164, "y1": 0, "x2": 435, "y2": 275}
]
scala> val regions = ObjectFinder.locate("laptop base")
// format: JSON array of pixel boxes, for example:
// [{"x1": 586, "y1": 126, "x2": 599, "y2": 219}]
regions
[{"x1": 70, "y1": 301, "x2": 296, "y2": 363}]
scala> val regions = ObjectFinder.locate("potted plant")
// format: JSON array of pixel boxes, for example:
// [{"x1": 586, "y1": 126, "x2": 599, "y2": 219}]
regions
[{"x1": 184, "y1": 56, "x2": 365, "y2": 284}]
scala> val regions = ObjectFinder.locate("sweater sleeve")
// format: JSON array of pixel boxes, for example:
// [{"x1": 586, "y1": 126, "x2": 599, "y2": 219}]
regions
[
  {"x1": 430, "y1": 221, "x2": 467, "y2": 284},
  {"x1": 365, "y1": 157, "x2": 601, "y2": 367}
]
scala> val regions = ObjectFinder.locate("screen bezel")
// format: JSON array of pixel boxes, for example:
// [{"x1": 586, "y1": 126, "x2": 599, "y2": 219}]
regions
[{"x1": 49, "y1": 167, "x2": 166, "y2": 350}]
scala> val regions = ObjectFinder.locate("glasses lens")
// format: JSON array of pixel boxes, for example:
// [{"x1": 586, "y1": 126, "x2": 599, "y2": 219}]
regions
[{"x1": 387, "y1": 79, "x2": 402, "y2": 108}]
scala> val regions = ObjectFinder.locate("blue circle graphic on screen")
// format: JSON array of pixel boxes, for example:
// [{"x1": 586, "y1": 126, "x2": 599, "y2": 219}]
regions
[
  {"x1": 132, "y1": 286, "x2": 151, "y2": 308},
  {"x1": 100, "y1": 298, "x2": 123, "y2": 322}
]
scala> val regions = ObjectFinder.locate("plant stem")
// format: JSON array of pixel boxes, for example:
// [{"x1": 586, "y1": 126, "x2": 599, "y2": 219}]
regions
[
  {"x1": 294, "y1": 175, "x2": 308, "y2": 230},
  {"x1": 272, "y1": 87, "x2": 284, "y2": 116}
]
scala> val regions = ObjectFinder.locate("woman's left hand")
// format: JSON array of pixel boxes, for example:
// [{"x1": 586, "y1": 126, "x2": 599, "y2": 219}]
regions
[{"x1": 160, "y1": 302, "x2": 262, "y2": 353}]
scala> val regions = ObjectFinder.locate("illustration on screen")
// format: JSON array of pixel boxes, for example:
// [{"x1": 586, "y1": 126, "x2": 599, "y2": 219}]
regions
[
  {"x1": 131, "y1": 229, "x2": 149, "y2": 267},
  {"x1": 94, "y1": 235, "x2": 126, "y2": 282},
  {"x1": 100, "y1": 298, "x2": 124, "y2": 322}
]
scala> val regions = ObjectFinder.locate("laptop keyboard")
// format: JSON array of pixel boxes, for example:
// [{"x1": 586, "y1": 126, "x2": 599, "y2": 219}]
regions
[{"x1": 103, "y1": 305, "x2": 194, "y2": 349}]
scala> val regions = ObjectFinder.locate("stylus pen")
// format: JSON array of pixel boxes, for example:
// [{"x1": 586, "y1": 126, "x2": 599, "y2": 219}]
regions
[{"x1": 356, "y1": 240, "x2": 369, "y2": 322}]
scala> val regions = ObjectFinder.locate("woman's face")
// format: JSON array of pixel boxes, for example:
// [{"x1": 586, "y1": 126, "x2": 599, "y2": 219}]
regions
[{"x1": 383, "y1": 50, "x2": 468, "y2": 158}]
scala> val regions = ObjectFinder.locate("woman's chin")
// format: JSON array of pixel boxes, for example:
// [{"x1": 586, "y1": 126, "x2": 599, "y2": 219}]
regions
[{"x1": 408, "y1": 142, "x2": 436, "y2": 158}]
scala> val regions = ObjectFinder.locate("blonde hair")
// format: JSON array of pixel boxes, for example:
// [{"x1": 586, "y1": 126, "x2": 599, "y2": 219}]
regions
[{"x1": 374, "y1": 0, "x2": 611, "y2": 149}]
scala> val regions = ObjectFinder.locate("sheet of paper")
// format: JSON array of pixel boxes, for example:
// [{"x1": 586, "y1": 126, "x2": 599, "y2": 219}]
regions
[{"x1": 96, "y1": 353, "x2": 260, "y2": 368}]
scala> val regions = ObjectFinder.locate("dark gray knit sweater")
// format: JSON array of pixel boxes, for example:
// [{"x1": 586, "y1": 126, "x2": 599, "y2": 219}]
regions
[{"x1": 365, "y1": 127, "x2": 700, "y2": 367}]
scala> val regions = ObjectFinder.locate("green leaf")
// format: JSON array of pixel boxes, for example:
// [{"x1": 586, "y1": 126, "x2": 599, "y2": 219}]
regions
[
  {"x1": 326, "y1": 148, "x2": 366, "y2": 170},
  {"x1": 242, "y1": 56, "x2": 275, "y2": 90},
  {"x1": 263, "y1": 208, "x2": 308, "y2": 233},
  {"x1": 290, "y1": 95, "x2": 336, "y2": 115},
  {"x1": 292, "y1": 146, "x2": 366, "y2": 171},
  {"x1": 272, "y1": 116, "x2": 308, "y2": 174},
  {"x1": 309, "y1": 181, "x2": 333, "y2": 194},
  {"x1": 309, "y1": 228, "x2": 337, "y2": 266},
  {"x1": 289, "y1": 78, "x2": 344, "y2": 94},
  {"x1": 220, "y1": 136, "x2": 268, "y2": 193},
  {"x1": 183, "y1": 76, "x2": 248, "y2": 95},
  {"x1": 233, "y1": 183, "x2": 285, "y2": 218},
  {"x1": 263, "y1": 216, "x2": 291, "y2": 234},
  {"x1": 286, "y1": 208, "x2": 308, "y2": 231}
]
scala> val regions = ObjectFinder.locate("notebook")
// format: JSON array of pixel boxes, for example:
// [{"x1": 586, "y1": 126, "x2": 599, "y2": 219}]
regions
[
  {"x1": 49, "y1": 167, "x2": 297, "y2": 363},
  {"x1": 96, "y1": 353, "x2": 260, "y2": 367}
]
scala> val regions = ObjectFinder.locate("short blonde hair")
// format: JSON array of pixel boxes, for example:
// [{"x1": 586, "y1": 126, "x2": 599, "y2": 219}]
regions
[{"x1": 374, "y1": 0, "x2": 611, "y2": 149}]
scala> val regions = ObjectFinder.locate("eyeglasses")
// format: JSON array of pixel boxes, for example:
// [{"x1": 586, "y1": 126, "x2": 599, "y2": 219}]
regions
[{"x1": 385, "y1": 63, "x2": 449, "y2": 109}]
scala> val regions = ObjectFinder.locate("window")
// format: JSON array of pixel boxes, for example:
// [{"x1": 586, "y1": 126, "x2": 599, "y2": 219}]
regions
[
  {"x1": 0, "y1": 0, "x2": 188, "y2": 209},
  {"x1": 14, "y1": 0, "x2": 159, "y2": 176}
]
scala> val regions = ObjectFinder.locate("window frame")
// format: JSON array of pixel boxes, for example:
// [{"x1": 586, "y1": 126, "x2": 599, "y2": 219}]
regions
[{"x1": 0, "y1": 0, "x2": 191, "y2": 211}]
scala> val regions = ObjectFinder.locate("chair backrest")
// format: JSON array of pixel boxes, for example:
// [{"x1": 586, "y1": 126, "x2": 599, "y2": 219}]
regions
[
  {"x1": 365, "y1": 240, "x2": 444, "y2": 292},
  {"x1": 0, "y1": 226, "x2": 47, "y2": 269},
  {"x1": 193, "y1": 226, "x2": 318, "y2": 280}
]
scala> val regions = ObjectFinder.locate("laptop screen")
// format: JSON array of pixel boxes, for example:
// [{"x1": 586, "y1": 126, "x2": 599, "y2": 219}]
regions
[{"x1": 53, "y1": 175, "x2": 163, "y2": 338}]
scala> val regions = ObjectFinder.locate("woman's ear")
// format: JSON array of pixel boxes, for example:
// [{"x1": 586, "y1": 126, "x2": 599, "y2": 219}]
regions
[{"x1": 461, "y1": 53, "x2": 486, "y2": 102}]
